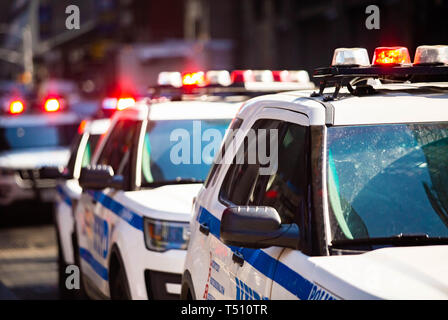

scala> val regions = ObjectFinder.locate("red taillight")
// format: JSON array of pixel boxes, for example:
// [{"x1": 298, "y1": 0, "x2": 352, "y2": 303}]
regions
[
  {"x1": 372, "y1": 47, "x2": 411, "y2": 66},
  {"x1": 44, "y1": 98, "x2": 60, "y2": 112},
  {"x1": 9, "y1": 100, "x2": 24, "y2": 114},
  {"x1": 231, "y1": 70, "x2": 255, "y2": 83},
  {"x1": 182, "y1": 72, "x2": 206, "y2": 87},
  {"x1": 116, "y1": 97, "x2": 135, "y2": 111}
]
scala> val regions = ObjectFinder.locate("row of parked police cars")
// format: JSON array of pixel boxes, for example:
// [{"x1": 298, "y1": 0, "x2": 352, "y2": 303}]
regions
[{"x1": 2, "y1": 45, "x2": 448, "y2": 300}]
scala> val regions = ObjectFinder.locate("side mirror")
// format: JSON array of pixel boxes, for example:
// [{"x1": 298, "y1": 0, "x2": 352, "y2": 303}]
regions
[
  {"x1": 79, "y1": 165, "x2": 124, "y2": 190},
  {"x1": 38, "y1": 166, "x2": 68, "y2": 179},
  {"x1": 220, "y1": 206, "x2": 300, "y2": 249}
]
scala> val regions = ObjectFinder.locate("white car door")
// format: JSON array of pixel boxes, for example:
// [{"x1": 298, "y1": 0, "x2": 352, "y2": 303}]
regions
[
  {"x1": 200, "y1": 108, "x2": 309, "y2": 300},
  {"x1": 77, "y1": 118, "x2": 141, "y2": 297}
]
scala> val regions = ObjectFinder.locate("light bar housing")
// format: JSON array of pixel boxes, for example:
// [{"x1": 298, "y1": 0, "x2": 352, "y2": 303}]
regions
[
  {"x1": 414, "y1": 45, "x2": 448, "y2": 65},
  {"x1": 157, "y1": 72, "x2": 182, "y2": 88},
  {"x1": 205, "y1": 70, "x2": 232, "y2": 86},
  {"x1": 332, "y1": 48, "x2": 370, "y2": 67}
]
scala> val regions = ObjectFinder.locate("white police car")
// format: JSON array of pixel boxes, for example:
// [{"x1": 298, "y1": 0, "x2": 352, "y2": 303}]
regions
[
  {"x1": 41, "y1": 118, "x2": 110, "y2": 298},
  {"x1": 182, "y1": 45, "x2": 448, "y2": 300},
  {"x1": 0, "y1": 96, "x2": 80, "y2": 206},
  {"x1": 74, "y1": 99, "x2": 239, "y2": 300}
]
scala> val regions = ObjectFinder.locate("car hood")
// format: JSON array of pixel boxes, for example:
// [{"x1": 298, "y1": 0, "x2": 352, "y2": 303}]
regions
[
  {"x1": 310, "y1": 245, "x2": 448, "y2": 299},
  {"x1": 118, "y1": 183, "x2": 203, "y2": 222},
  {"x1": 0, "y1": 147, "x2": 70, "y2": 169}
]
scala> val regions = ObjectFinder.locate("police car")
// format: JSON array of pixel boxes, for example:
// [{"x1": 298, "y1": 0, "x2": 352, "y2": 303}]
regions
[
  {"x1": 42, "y1": 118, "x2": 110, "y2": 298},
  {"x1": 73, "y1": 70, "x2": 312, "y2": 300},
  {"x1": 182, "y1": 45, "x2": 448, "y2": 300},
  {"x1": 0, "y1": 94, "x2": 80, "y2": 206}
]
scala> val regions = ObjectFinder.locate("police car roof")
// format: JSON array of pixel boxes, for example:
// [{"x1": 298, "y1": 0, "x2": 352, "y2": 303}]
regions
[
  {"x1": 242, "y1": 82, "x2": 448, "y2": 126},
  {"x1": 117, "y1": 100, "x2": 242, "y2": 121},
  {"x1": 82, "y1": 118, "x2": 111, "y2": 135}
]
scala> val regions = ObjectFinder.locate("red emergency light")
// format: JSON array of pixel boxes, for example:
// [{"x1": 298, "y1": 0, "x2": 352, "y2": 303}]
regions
[
  {"x1": 117, "y1": 97, "x2": 136, "y2": 111},
  {"x1": 44, "y1": 98, "x2": 61, "y2": 112},
  {"x1": 372, "y1": 47, "x2": 411, "y2": 66},
  {"x1": 182, "y1": 72, "x2": 206, "y2": 87},
  {"x1": 230, "y1": 70, "x2": 255, "y2": 83},
  {"x1": 9, "y1": 100, "x2": 25, "y2": 114}
]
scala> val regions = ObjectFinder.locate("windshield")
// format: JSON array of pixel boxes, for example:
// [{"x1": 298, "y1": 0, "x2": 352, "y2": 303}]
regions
[
  {"x1": 0, "y1": 123, "x2": 78, "y2": 151},
  {"x1": 141, "y1": 119, "x2": 231, "y2": 186},
  {"x1": 327, "y1": 123, "x2": 448, "y2": 242}
]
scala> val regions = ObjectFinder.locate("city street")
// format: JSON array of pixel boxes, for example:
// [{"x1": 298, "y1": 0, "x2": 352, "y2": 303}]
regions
[{"x1": 0, "y1": 204, "x2": 58, "y2": 300}]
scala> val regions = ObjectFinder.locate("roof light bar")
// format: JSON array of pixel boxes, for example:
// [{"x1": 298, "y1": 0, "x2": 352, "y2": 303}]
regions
[
  {"x1": 116, "y1": 97, "x2": 136, "y2": 111},
  {"x1": 102, "y1": 97, "x2": 118, "y2": 110},
  {"x1": 231, "y1": 70, "x2": 255, "y2": 83},
  {"x1": 205, "y1": 70, "x2": 232, "y2": 86},
  {"x1": 182, "y1": 72, "x2": 206, "y2": 87},
  {"x1": 253, "y1": 70, "x2": 274, "y2": 82},
  {"x1": 157, "y1": 72, "x2": 182, "y2": 88},
  {"x1": 288, "y1": 70, "x2": 311, "y2": 83},
  {"x1": 372, "y1": 46, "x2": 411, "y2": 66},
  {"x1": 332, "y1": 48, "x2": 370, "y2": 67},
  {"x1": 414, "y1": 45, "x2": 448, "y2": 65},
  {"x1": 272, "y1": 70, "x2": 290, "y2": 82}
]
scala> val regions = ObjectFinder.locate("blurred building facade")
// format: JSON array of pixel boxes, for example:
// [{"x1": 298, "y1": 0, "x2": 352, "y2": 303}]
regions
[{"x1": 0, "y1": 0, "x2": 447, "y2": 92}]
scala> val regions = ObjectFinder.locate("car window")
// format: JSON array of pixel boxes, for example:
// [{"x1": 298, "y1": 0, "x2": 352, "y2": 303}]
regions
[
  {"x1": 66, "y1": 132, "x2": 83, "y2": 175},
  {"x1": 255, "y1": 123, "x2": 309, "y2": 224},
  {"x1": 140, "y1": 119, "x2": 231, "y2": 186},
  {"x1": 220, "y1": 120, "x2": 309, "y2": 224},
  {"x1": 219, "y1": 119, "x2": 279, "y2": 205},
  {"x1": 97, "y1": 119, "x2": 140, "y2": 180},
  {"x1": 81, "y1": 134, "x2": 101, "y2": 168},
  {"x1": 204, "y1": 118, "x2": 243, "y2": 189}
]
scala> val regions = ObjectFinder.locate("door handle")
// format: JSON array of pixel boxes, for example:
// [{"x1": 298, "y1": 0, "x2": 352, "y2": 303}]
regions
[
  {"x1": 232, "y1": 251, "x2": 244, "y2": 266},
  {"x1": 199, "y1": 223, "x2": 210, "y2": 236}
]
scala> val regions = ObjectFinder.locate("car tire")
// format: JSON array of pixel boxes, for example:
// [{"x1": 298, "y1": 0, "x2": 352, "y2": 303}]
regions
[
  {"x1": 57, "y1": 231, "x2": 77, "y2": 300},
  {"x1": 109, "y1": 259, "x2": 132, "y2": 300}
]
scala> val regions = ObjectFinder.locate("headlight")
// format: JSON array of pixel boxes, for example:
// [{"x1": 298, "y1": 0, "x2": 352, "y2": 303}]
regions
[{"x1": 143, "y1": 218, "x2": 190, "y2": 252}]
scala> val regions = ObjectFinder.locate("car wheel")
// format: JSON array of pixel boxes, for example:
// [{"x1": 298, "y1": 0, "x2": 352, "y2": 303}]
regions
[
  {"x1": 56, "y1": 232, "x2": 77, "y2": 300},
  {"x1": 109, "y1": 260, "x2": 132, "y2": 300}
]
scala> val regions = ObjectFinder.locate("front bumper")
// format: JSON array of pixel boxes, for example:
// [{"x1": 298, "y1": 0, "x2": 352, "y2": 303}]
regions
[
  {"x1": 121, "y1": 240, "x2": 186, "y2": 300},
  {"x1": 144, "y1": 270, "x2": 182, "y2": 300}
]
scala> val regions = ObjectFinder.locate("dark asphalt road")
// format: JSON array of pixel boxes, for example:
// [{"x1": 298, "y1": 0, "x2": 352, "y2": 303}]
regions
[{"x1": 0, "y1": 202, "x2": 59, "y2": 300}]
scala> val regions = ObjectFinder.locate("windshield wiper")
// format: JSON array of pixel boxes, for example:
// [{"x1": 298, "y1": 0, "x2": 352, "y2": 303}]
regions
[
  {"x1": 331, "y1": 233, "x2": 448, "y2": 249},
  {"x1": 143, "y1": 178, "x2": 204, "y2": 188}
]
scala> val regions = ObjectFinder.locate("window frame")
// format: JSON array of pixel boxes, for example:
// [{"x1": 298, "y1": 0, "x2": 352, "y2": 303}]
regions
[{"x1": 95, "y1": 118, "x2": 142, "y2": 191}]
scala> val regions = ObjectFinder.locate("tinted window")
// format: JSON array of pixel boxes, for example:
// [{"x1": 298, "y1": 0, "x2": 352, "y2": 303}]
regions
[
  {"x1": 255, "y1": 123, "x2": 309, "y2": 224},
  {"x1": 97, "y1": 119, "x2": 140, "y2": 179},
  {"x1": 204, "y1": 118, "x2": 243, "y2": 189},
  {"x1": 220, "y1": 120, "x2": 309, "y2": 224}
]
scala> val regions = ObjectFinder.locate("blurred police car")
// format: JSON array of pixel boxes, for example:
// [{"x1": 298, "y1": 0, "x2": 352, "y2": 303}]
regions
[
  {"x1": 41, "y1": 118, "x2": 110, "y2": 299},
  {"x1": 0, "y1": 90, "x2": 80, "y2": 206},
  {"x1": 183, "y1": 46, "x2": 448, "y2": 300}
]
